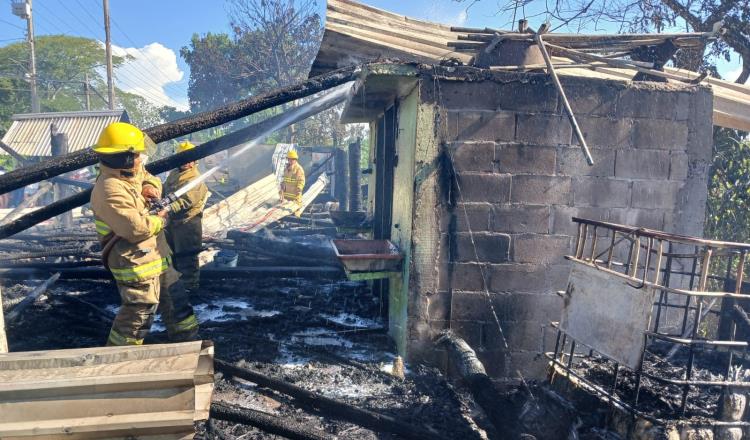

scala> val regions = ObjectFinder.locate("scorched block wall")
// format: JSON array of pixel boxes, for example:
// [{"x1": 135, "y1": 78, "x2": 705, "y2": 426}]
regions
[{"x1": 404, "y1": 70, "x2": 713, "y2": 379}]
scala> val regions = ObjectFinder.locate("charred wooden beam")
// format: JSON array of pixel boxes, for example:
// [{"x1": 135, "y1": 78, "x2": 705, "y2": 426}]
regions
[
  {"x1": 215, "y1": 359, "x2": 447, "y2": 440},
  {"x1": 0, "y1": 88, "x2": 352, "y2": 239},
  {"x1": 0, "y1": 266, "x2": 343, "y2": 280},
  {"x1": 436, "y1": 330, "x2": 510, "y2": 437},
  {"x1": 0, "y1": 66, "x2": 358, "y2": 196},
  {"x1": 210, "y1": 401, "x2": 329, "y2": 440},
  {"x1": 4, "y1": 272, "x2": 60, "y2": 323}
]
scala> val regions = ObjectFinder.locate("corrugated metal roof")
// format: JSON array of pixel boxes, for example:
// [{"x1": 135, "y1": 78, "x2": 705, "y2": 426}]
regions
[
  {"x1": 311, "y1": 0, "x2": 750, "y2": 132},
  {"x1": 1, "y1": 110, "x2": 128, "y2": 156}
]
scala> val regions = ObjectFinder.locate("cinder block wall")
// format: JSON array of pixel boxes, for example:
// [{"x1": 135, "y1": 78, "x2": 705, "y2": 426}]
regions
[{"x1": 406, "y1": 70, "x2": 713, "y2": 378}]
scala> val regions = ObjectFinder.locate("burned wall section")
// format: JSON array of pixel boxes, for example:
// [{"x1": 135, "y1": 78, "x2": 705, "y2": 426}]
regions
[{"x1": 406, "y1": 68, "x2": 713, "y2": 379}]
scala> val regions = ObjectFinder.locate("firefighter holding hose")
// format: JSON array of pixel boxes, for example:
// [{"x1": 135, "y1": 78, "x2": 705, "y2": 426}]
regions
[
  {"x1": 164, "y1": 141, "x2": 208, "y2": 294},
  {"x1": 279, "y1": 149, "x2": 305, "y2": 217},
  {"x1": 90, "y1": 122, "x2": 199, "y2": 346}
]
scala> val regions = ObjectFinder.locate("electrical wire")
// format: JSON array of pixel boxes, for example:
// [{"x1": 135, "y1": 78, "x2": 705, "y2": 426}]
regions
[{"x1": 0, "y1": 18, "x2": 26, "y2": 31}]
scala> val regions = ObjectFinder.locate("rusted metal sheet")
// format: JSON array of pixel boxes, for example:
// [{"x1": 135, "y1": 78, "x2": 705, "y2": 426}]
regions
[
  {"x1": 1, "y1": 110, "x2": 128, "y2": 157},
  {"x1": 0, "y1": 341, "x2": 214, "y2": 439},
  {"x1": 560, "y1": 262, "x2": 656, "y2": 369}
]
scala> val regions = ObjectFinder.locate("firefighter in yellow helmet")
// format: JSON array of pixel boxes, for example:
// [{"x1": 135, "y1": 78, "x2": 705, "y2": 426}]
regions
[
  {"x1": 164, "y1": 141, "x2": 208, "y2": 293},
  {"x1": 279, "y1": 149, "x2": 305, "y2": 216},
  {"x1": 90, "y1": 122, "x2": 199, "y2": 346}
]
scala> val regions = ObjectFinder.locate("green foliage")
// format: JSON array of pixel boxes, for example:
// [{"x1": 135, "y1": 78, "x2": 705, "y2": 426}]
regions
[{"x1": 704, "y1": 128, "x2": 750, "y2": 243}]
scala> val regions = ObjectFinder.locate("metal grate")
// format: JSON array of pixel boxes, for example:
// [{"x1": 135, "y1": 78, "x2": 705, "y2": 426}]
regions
[{"x1": 549, "y1": 217, "x2": 750, "y2": 427}]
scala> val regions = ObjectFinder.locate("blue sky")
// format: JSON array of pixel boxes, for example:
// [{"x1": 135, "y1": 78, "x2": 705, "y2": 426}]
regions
[{"x1": 0, "y1": 0, "x2": 743, "y2": 109}]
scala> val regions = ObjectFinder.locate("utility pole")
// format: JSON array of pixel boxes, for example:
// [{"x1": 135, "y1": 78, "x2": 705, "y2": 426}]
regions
[
  {"x1": 103, "y1": 0, "x2": 115, "y2": 109},
  {"x1": 83, "y1": 73, "x2": 91, "y2": 111},
  {"x1": 11, "y1": 0, "x2": 40, "y2": 112}
]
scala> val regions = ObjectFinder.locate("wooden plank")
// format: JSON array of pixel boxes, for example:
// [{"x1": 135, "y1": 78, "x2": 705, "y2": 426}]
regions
[
  {"x1": 0, "y1": 342, "x2": 214, "y2": 439},
  {"x1": 0, "y1": 286, "x2": 7, "y2": 354}
]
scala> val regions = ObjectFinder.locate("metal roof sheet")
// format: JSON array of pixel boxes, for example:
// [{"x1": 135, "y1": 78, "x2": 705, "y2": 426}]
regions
[
  {"x1": 1, "y1": 110, "x2": 128, "y2": 157},
  {"x1": 311, "y1": 0, "x2": 750, "y2": 132}
]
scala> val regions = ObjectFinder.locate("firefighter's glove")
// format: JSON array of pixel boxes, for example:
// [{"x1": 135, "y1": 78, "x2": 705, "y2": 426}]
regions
[{"x1": 142, "y1": 184, "x2": 161, "y2": 200}]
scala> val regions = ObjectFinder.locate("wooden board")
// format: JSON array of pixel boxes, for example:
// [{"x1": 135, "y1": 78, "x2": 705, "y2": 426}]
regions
[
  {"x1": 0, "y1": 341, "x2": 214, "y2": 439},
  {"x1": 560, "y1": 263, "x2": 656, "y2": 369},
  {"x1": 202, "y1": 174, "x2": 329, "y2": 238}
]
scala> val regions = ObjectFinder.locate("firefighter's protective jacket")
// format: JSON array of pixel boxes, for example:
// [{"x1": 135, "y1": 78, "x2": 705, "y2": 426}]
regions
[
  {"x1": 164, "y1": 165, "x2": 208, "y2": 224},
  {"x1": 281, "y1": 161, "x2": 305, "y2": 203},
  {"x1": 91, "y1": 163, "x2": 170, "y2": 283}
]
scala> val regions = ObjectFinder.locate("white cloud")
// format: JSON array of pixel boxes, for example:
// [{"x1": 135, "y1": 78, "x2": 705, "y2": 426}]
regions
[
  {"x1": 456, "y1": 10, "x2": 468, "y2": 26},
  {"x1": 110, "y1": 42, "x2": 189, "y2": 110},
  {"x1": 425, "y1": 4, "x2": 469, "y2": 26}
]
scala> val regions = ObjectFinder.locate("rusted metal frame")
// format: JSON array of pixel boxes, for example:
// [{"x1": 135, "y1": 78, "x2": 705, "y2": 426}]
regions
[
  {"x1": 724, "y1": 251, "x2": 746, "y2": 381},
  {"x1": 654, "y1": 242, "x2": 674, "y2": 333},
  {"x1": 680, "y1": 247, "x2": 713, "y2": 416},
  {"x1": 589, "y1": 226, "x2": 599, "y2": 261},
  {"x1": 680, "y1": 248, "x2": 701, "y2": 336},
  {"x1": 575, "y1": 222, "x2": 588, "y2": 259},
  {"x1": 646, "y1": 332, "x2": 747, "y2": 348},
  {"x1": 640, "y1": 369, "x2": 750, "y2": 388},
  {"x1": 606, "y1": 232, "x2": 616, "y2": 269},
  {"x1": 632, "y1": 334, "x2": 649, "y2": 409},
  {"x1": 572, "y1": 217, "x2": 750, "y2": 251}
]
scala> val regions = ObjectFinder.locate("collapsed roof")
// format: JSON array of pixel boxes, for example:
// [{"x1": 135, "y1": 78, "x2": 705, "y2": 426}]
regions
[{"x1": 312, "y1": 0, "x2": 750, "y2": 132}]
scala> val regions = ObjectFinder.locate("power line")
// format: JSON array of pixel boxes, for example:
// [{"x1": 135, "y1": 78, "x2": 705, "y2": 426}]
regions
[
  {"x1": 0, "y1": 18, "x2": 26, "y2": 31},
  {"x1": 47, "y1": 0, "x2": 177, "y2": 107}
]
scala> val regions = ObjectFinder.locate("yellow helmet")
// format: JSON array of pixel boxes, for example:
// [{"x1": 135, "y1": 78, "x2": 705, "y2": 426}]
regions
[
  {"x1": 177, "y1": 141, "x2": 195, "y2": 153},
  {"x1": 93, "y1": 122, "x2": 146, "y2": 154},
  {"x1": 287, "y1": 150, "x2": 299, "y2": 160}
]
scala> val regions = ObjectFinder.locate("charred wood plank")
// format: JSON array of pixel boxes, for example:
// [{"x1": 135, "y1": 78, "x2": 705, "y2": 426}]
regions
[
  {"x1": 0, "y1": 266, "x2": 343, "y2": 280},
  {"x1": 210, "y1": 401, "x2": 329, "y2": 440},
  {"x1": 5, "y1": 273, "x2": 60, "y2": 323},
  {"x1": 0, "y1": 66, "x2": 358, "y2": 196},
  {"x1": 436, "y1": 330, "x2": 508, "y2": 437},
  {"x1": 0, "y1": 88, "x2": 351, "y2": 239},
  {"x1": 215, "y1": 359, "x2": 447, "y2": 440}
]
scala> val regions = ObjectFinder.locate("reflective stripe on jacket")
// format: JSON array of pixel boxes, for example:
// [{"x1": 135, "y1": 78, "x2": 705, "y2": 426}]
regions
[
  {"x1": 281, "y1": 162, "x2": 305, "y2": 203},
  {"x1": 91, "y1": 163, "x2": 170, "y2": 283},
  {"x1": 164, "y1": 165, "x2": 208, "y2": 224}
]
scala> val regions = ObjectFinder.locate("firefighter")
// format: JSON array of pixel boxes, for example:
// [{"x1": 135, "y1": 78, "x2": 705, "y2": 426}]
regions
[
  {"x1": 90, "y1": 122, "x2": 199, "y2": 346},
  {"x1": 164, "y1": 141, "x2": 208, "y2": 293},
  {"x1": 279, "y1": 150, "x2": 305, "y2": 216}
]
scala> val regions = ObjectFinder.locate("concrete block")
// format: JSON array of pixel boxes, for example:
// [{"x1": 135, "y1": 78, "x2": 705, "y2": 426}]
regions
[
  {"x1": 426, "y1": 291, "x2": 452, "y2": 321},
  {"x1": 450, "y1": 291, "x2": 497, "y2": 321},
  {"x1": 575, "y1": 117, "x2": 633, "y2": 149},
  {"x1": 448, "y1": 112, "x2": 516, "y2": 143},
  {"x1": 631, "y1": 181, "x2": 681, "y2": 209},
  {"x1": 617, "y1": 88, "x2": 691, "y2": 121},
  {"x1": 488, "y1": 263, "x2": 553, "y2": 293},
  {"x1": 454, "y1": 232, "x2": 511, "y2": 263},
  {"x1": 614, "y1": 149, "x2": 671, "y2": 180},
  {"x1": 670, "y1": 151, "x2": 689, "y2": 181},
  {"x1": 451, "y1": 319, "x2": 483, "y2": 349},
  {"x1": 456, "y1": 173, "x2": 511, "y2": 203},
  {"x1": 475, "y1": 348, "x2": 507, "y2": 377},
  {"x1": 572, "y1": 177, "x2": 631, "y2": 208},
  {"x1": 551, "y1": 205, "x2": 608, "y2": 236},
  {"x1": 484, "y1": 320, "x2": 558, "y2": 352},
  {"x1": 441, "y1": 203, "x2": 492, "y2": 233},
  {"x1": 438, "y1": 263, "x2": 488, "y2": 292},
  {"x1": 556, "y1": 147, "x2": 616, "y2": 177},
  {"x1": 608, "y1": 208, "x2": 665, "y2": 230},
  {"x1": 439, "y1": 77, "x2": 558, "y2": 113},
  {"x1": 495, "y1": 144, "x2": 556, "y2": 175},
  {"x1": 515, "y1": 114, "x2": 572, "y2": 146},
  {"x1": 491, "y1": 204, "x2": 550, "y2": 234},
  {"x1": 686, "y1": 88, "x2": 713, "y2": 161},
  {"x1": 632, "y1": 119, "x2": 689, "y2": 150},
  {"x1": 513, "y1": 234, "x2": 571, "y2": 264},
  {"x1": 505, "y1": 350, "x2": 550, "y2": 379},
  {"x1": 511, "y1": 175, "x2": 572, "y2": 205},
  {"x1": 448, "y1": 142, "x2": 495, "y2": 172},
  {"x1": 720, "y1": 390, "x2": 746, "y2": 421},
  {"x1": 491, "y1": 292, "x2": 563, "y2": 323},
  {"x1": 559, "y1": 77, "x2": 620, "y2": 117},
  {"x1": 547, "y1": 264, "x2": 572, "y2": 292}
]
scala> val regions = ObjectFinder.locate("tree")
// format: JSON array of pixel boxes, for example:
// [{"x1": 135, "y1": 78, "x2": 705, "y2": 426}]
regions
[
  {"x1": 455, "y1": 0, "x2": 750, "y2": 82},
  {"x1": 0, "y1": 35, "x2": 173, "y2": 136}
]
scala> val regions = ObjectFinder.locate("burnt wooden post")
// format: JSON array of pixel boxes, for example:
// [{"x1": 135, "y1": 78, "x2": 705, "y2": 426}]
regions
[
  {"x1": 348, "y1": 139, "x2": 361, "y2": 211},
  {"x1": 334, "y1": 146, "x2": 349, "y2": 210},
  {"x1": 50, "y1": 124, "x2": 71, "y2": 228}
]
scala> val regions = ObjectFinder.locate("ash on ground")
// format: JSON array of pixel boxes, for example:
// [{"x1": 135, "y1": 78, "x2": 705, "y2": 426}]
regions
[{"x1": 4, "y1": 274, "x2": 490, "y2": 439}]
